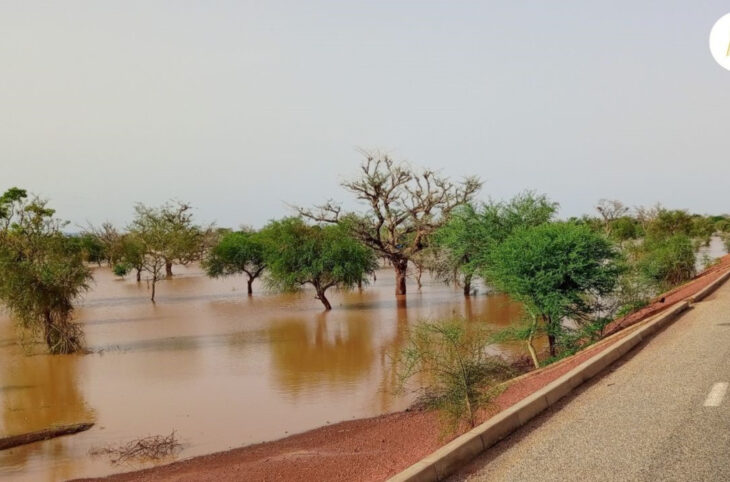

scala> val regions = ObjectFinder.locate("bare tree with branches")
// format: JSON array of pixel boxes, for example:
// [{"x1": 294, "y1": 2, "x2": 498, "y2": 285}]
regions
[
  {"x1": 596, "y1": 199, "x2": 629, "y2": 236},
  {"x1": 634, "y1": 203, "x2": 663, "y2": 232},
  {"x1": 299, "y1": 151, "x2": 481, "y2": 296}
]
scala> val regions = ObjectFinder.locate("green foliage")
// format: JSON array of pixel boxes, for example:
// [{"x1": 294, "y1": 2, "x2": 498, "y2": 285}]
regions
[
  {"x1": 113, "y1": 262, "x2": 131, "y2": 277},
  {"x1": 398, "y1": 320, "x2": 511, "y2": 429},
  {"x1": 690, "y1": 216, "x2": 715, "y2": 245},
  {"x1": 203, "y1": 230, "x2": 267, "y2": 294},
  {"x1": 638, "y1": 234, "x2": 696, "y2": 288},
  {"x1": 120, "y1": 234, "x2": 145, "y2": 267},
  {"x1": 610, "y1": 216, "x2": 641, "y2": 241},
  {"x1": 646, "y1": 209, "x2": 694, "y2": 241},
  {"x1": 77, "y1": 233, "x2": 107, "y2": 265},
  {"x1": 0, "y1": 188, "x2": 91, "y2": 354},
  {"x1": 433, "y1": 192, "x2": 558, "y2": 289},
  {"x1": 714, "y1": 217, "x2": 730, "y2": 233},
  {"x1": 130, "y1": 201, "x2": 207, "y2": 271},
  {"x1": 484, "y1": 222, "x2": 622, "y2": 359},
  {"x1": 263, "y1": 217, "x2": 377, "y2": 309}
]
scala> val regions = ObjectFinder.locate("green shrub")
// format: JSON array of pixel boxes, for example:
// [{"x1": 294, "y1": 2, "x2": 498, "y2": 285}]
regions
[
  {"x1": 113, "y1": 262, "x2": 131, "y2": 277},
  {"x1": 398, "y1": 321, "x2": 511, "y2": 429},
  {"x1": 638, "y1": 234, "x2": 695, "y2": 288}
]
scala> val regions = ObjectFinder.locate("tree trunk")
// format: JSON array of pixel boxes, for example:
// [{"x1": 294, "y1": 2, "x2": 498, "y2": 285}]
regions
[
  {"x1": 165, "y1": 261, "x2": 173, "y2": 278},
  {"x1": 393, "y1": 259, "x2": 408, "y2": 296},
  {"x1": 463, "y1": 274, "x2": 472, "y2": 297},
  {"x1": 43, "y1": 311, "x2": 53, "y2": 350},
  {"x1": 0, "y1": 423, "x2": 94, "y2": 451},
  {"x1": 527, "y1": 318, "x2": 540, "y2": 369},
  {"x1": 357, "y1": 278, "x2": 363, "y2": 290},
  {"x1": 247, "y1": 277, "x2": 253, "y2": 296},
  {"x1": 547, "y1": 333, "x2": 556, "y2": 358},
  {"x1": 136, "y1": 268, "x2": 142, "y2": 282},
  {"x1": 151, "y1": 277, "x2": 157, "y2": 302},
  {"x1": 543, "y1": 315, "x2": 557, "y2": 358},
  {"x1": 316, "y1": 287, "x2": 332, "y2": 310}
]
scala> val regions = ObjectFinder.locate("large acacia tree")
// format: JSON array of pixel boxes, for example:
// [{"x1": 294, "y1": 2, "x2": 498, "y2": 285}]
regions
[
  {"x1": 264, "y1": 217, "x2": 376, "y2": 310},
  {"x1": 0, "y1": 188, "x2": 91, "y2": 354},
  {"x1": 485, "y1": 222, "x2": 622, "y2": 363},
  {"x1": 300, "y1": 152, "x2": 481, "y2": 295}
]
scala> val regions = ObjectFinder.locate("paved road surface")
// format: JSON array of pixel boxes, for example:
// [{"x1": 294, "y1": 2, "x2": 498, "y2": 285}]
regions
[{"x1": 452, "y1": 282, "x2": 730, "y2": 482}]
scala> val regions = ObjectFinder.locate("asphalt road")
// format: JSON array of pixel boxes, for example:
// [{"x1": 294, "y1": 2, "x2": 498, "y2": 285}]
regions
[{"x1": 452, "y1": 282, "x2": 730, "y2": 482}]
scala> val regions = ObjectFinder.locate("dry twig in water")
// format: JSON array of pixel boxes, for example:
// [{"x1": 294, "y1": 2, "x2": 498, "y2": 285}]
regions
[{"x1": 89, "y1": 431, "x2": 181, "y2": 464}]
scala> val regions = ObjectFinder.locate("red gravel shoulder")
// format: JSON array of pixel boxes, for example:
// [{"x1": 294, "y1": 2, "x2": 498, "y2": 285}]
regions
[{"x1": 82, "y1": 255, "x2": 730, "y2": 482}]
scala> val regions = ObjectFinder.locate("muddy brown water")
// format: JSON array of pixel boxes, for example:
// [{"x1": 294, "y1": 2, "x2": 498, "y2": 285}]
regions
[{"x1": 0, "y1": 265, "x2": 527, "y2": 481}]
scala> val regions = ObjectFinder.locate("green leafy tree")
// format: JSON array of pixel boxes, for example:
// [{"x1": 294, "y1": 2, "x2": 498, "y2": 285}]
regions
[
  {"x1": 76, "y1": 233, "x2": 107, "y2": 266},
  {"x1": 0, "y1": 188, "x2": 91, "y2": 354},
  {"x1": 609, "y1": 216, "x2": 641, "y2": 242},
  {"x1": 132, "y1": 201, "x2": 207, "y2": 278},
  {"x1": 83, "y1": 222, "x2": 123, "y2": 266},
  {"x1": 434, "y1": 192, "x2": 557, "y2": 295},
  {"x1": 690, "y1": 215, "x2": 715, "y2": 246},
  {"x1": 204, "y1": 230, "x2": 267, "y2": 295},
  {"x1": 117, "y1": 233, "x2": 146, "y2": 282},
  {"x1": 646, "y1": 209, "x2": 694, "y2": 241},
  {"x1": 263, "y1": 217, "x2": 376, "y2": 310},
  {"x1": 128, "y1": 205, "x2": 173, "y2": 301},
  {"x1": 484, "y1": 222, "x2": 622, "y2": 360}
]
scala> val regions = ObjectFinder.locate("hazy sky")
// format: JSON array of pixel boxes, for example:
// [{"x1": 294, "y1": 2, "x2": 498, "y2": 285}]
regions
[{"x1": 3, "y1": 1, "x2": 730, "y2": 229}]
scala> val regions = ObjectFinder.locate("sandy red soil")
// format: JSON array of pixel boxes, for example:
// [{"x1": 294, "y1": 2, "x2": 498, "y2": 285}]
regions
[{"x1": 81, "y1": 255, "x2": 730, "y2": 482}]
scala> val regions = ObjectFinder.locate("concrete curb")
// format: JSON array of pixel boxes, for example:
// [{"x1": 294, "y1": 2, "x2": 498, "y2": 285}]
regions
[
  {"x1": 388, "y1": 270, "x2": 730, "y2": 482},
  {"x1": 690, "y1": 269, "x2": 730, "y2": 303}
]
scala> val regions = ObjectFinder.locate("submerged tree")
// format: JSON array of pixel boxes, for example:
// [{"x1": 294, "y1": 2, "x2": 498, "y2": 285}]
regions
[
  {"x1": 0, "y1": 188, "x2": 91, "y2": 354},
  {"x1": 485, "y1": 222, "x2": 622, "y2": 360},
  {"x1": 300, "y1": 151, "x2": 481, "y2": 296},
  {"x1": 132, "y1": 201, "x2": 207, "y2": 278},
  {"x1": 204, "y1": 229, "x2": 267, "y2": 295},
  {"x1": 128, "y1": 204, "x2": 172, "y2": 302},
  {"x1": 434, "y1": 192, "x2": 557, "y2": 295},
  {"x1": 116, "y1": 233, "x2": 146, "y2": 282},
  {"x1": 75, "y1": 232, "x2": 107, "y2": 266},
  {"x1": 264, "y1": 217, "x2": 376, "y2": 310},
  {"x1": 82, "y1": 222, "x2": 123, "y2": 267}
]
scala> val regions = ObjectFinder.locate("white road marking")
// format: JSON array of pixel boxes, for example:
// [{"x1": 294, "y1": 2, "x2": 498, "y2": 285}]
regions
[{"x1": 704, "y1": 382, "x2": 729, "y2": 407}]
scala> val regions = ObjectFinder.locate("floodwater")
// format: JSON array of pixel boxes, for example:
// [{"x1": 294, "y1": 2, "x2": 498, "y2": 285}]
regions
[
  {"x1": 0, "y1": 266, "x2": 524, "y2": 481},
  {"x1": 696, "y1": 235, "x2": 728, "y2": 270}
]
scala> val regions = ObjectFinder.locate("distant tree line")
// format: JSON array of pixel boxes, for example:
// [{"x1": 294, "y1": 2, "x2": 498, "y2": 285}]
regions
[{"x1": 2, "y1": 152, "x2": 729, "y2": 358}]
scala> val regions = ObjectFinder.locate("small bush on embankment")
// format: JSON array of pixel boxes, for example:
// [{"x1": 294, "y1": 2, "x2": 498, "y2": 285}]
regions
[{"x1": 397, "y1": 321, "x2": 513, "y2": 430}]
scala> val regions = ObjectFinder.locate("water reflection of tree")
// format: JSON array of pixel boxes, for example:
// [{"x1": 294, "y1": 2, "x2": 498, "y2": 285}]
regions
[
  {"x1": 268, "y1": 312, "x2": 375, "y2": 398},
  {"x1": 0, "y1": 353, "x2": 94, "y2": 470}
]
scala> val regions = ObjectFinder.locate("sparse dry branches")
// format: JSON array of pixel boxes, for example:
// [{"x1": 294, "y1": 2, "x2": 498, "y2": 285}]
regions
[
  {"x1": 299, "y1": 150, "x2": 481, "y2": 295},
  {"x1": 89, "y1": 431, "x2": 182, "y2": 464}
]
